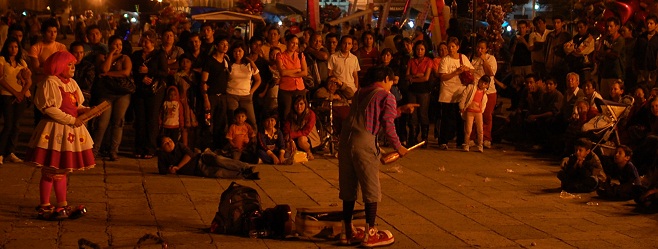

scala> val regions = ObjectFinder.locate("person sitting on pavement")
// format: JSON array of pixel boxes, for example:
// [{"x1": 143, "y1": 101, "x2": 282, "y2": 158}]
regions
[
  {"x1": 257, "y1": 112, "x2": 288, "y2": 165},
  {"x1": 226, "y1": 107, "x2": 256, "y2": 161},
  {"x1": 597, "y1": 145, "x2": 642, "y2": 200},
  {"x1": 557, "y1": 138, "x2": 607, "y2": 193},
  {"x1": 283, "y1": 95, "x2": 320, "y2": 161},
  {"x1": 157, "y1": 136, "x2": 259, "y2": 180}
]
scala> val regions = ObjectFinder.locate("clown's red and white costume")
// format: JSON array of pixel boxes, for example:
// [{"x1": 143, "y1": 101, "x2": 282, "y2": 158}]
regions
[
  {"x1": 26, "y1": 75, "x2": 95, "y2": 170},
  {"x1": 26, "y1": 51, "x2": 95, "y2": 219}
]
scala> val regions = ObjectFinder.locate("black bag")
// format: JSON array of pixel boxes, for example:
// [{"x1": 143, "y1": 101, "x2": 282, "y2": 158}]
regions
[
  {"x1": 302, "y1": 52, "x2": 320, "y2": 91},
  {"x1": 209, "y1": 182, "x2": 262, "y2": 236},
  {"x1": 98, "y1": 76, "x2": 135, "y2": 95}
]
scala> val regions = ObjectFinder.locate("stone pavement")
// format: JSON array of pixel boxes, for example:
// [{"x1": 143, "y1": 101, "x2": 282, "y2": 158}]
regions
[{"x1": 1, "y1": 142, "x2": 657, "y2": 249}]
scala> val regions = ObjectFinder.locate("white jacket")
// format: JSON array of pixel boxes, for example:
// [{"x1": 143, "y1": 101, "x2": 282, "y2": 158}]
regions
[{"x1": 459, "y1": 84, "x2": 488, "y2": 114}]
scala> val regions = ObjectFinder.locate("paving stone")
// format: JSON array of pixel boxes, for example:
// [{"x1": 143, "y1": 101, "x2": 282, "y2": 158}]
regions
[
  {"x1": 452, "y1": 230, "x2": 518, "y2": 247},
  {"x1": 2, "y1": 123, "x2": 658, "y2": 248}
]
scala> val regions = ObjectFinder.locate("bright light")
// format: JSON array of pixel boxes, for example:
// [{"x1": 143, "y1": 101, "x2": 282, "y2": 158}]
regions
[
  {"x1": 22, "y1": 11, "x2": 27, "y2": 16},
  {"x1": 506, "y1": 26, "x2": 512, "y2": 32},
  {"x1": 534, "y1": 4, "x2": 539, "y2": 10},
  {"x1": 46, "y1": 6, "x2": 50, "y2": 11},
  {"x1": 278, "y1": 21, "x2": 283, "y2": 26},
  {"x1": 124, "y1": 14, "x2": 128, "y2": 18},
  {"x1": 157, "y1": 0, "x2": 162, "y2": 2},
  {"x1": 408, "y1": 20, "x2": 414, "y2": 28},
  {"x1": 130, "y1": 17, "x2": 137, "y2": 23}
]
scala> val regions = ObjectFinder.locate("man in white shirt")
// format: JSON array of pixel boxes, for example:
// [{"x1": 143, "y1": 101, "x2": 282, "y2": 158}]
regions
[
  {"x1": 328, "y1": 36, "x2": 360, "y2": 92},
  {"x1": 529, "y1": 16, "x2": 551, "y2": 77}
]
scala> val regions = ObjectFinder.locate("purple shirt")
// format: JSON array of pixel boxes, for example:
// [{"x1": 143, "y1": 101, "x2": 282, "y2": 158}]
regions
[{"x1": 358, "y1": 84, "x2": 402, "y2": 150}]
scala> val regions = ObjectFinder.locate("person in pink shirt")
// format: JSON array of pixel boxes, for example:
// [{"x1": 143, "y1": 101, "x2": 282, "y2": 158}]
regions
[{"x1": 459, "y1": 76, "x2": 490, "y2": 152}]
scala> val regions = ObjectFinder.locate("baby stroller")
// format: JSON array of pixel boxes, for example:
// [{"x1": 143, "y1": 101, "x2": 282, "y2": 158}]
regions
[{"x1": 581, "y1": 96, "x2": 634, "y2": 156}]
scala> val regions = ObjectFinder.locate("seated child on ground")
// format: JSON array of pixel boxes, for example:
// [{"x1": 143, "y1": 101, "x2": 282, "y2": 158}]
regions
[
  {"x1": 257, "y1": 112, "x2": 288, "y2": 164},
  {"x1": 226, "y1": 108, "x2": 255, "y2": 161},
  {"x1": 157, "y1": 136, "x2": 259, "y2": 179},
  {"x1": 597, "y1": 145, "x2": 642, "y2": 200},
  {"x1": 557, "y1": 138, "x2": 607, "y2": 193}
]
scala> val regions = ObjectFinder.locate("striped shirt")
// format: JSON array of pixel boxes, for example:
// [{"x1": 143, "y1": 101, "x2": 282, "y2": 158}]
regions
[{"x1": 359, "y1": 84, "x2": 402, "y2": 150}]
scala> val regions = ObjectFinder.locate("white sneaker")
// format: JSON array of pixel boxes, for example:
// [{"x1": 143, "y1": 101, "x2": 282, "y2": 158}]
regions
[
  {"x1": 7, "y1": 153, "x2": 22, "y2": 163},
  {"x1": 483, "y1": 141, "x2": 492, "y2": 149},
  {"x1": 468, "y1": 140, "x2": 476, "y2": 146},
  {"x1": 462, "y1": 145, "x2": 470, "y2": 152},
  {"x1": 477, "y1": 145, "x2": 484, "y2": 152}
]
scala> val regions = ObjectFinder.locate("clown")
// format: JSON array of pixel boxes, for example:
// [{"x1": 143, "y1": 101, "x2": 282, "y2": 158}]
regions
[{"x1": 26, "y1": 51, "x2": 95, "y2": 220}]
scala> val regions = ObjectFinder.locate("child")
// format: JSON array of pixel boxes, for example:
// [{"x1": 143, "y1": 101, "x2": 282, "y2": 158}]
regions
[
  {"x1": 459, "y1": 75, "x2": 490, "y2": 152},
  {"x1": 160, "y1": 86, "x2": 184, "y2": 142},
  {"x1": 226, "y1": 107, "x2": 255, "y2": 161},
  {"x1": 597, "y1": 145, "x2": 642, "y2": 200},
  {"x1": 173, "y1": 54, "x2": 199, "y2": 147},
  {"x1": 157, "y1": 136, "x2": 259, "y2": 179},
  {"x1": 26, "y1": 51, "x2": 95, "y2": 220},
  {"x1": 557, "y1": 138, "x2": 607, "y2": 193},
  {"x1": 257, "y1": 112, "x2": 287, "y2": 164}
]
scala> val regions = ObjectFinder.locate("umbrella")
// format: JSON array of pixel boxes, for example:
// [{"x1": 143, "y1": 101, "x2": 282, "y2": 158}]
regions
[{"x1": 263, "y1": 3, "x2": 304, "y2": 16}]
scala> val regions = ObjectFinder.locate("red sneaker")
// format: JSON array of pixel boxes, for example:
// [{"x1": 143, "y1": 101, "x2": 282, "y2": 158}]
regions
[
  {"x1": 338, "y1": 224, "x2": 365, "y2": 246},
  {"x1": 361, "y1": 226, "x2": 395, "y2": 248}
]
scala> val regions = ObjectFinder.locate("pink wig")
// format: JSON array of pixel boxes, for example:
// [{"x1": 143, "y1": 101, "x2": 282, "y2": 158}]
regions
[{"x1": 42, "y1": 51, "x2": 77, "y2": 76}]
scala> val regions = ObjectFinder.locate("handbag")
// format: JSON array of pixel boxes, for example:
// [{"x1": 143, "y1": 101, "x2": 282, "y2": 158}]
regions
[
  {"x1": 141, "y1": 52, "x2": 166, "y2": 94},
  {"x1": 458, "y1": 54, "x2": 474, "y2": 86},
  {"x1": 99, "y1": 75, "x2": 135, "y2": 95}
]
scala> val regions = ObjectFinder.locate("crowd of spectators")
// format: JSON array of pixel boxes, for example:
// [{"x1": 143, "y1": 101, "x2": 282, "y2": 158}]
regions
[{"x1": 1, "y1": 11, "x2": 658, "y2": 209}]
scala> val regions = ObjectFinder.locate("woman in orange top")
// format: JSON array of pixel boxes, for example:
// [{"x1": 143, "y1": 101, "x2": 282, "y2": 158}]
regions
[{"x1": 276, "y1": 34, "x2": 308, "y2": 119}]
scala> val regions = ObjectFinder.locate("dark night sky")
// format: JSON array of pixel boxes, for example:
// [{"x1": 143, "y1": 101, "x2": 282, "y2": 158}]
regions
[{"x1": 104, "y1": 0, "x2": 163, "y2": 12}]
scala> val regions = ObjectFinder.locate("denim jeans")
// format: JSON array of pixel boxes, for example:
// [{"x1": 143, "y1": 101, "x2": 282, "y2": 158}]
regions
[
  {"x1": 227, "y1": 93, "x2": 257, "y2": 131},
  {"x1": 92, "y1": 94, "x2": 130, "y2": 155},
  {"x1": 0, "y1": 96, "x2": 28, "y2": 156},
  {"x1": 133, "y1": 91, "x2": 165, "y2": 155},
  {"x1": 407, "y1": 92, "x2": 430, "y2": 126},
  {"x1": 197, "y1": 149, "x2": 252, "y2": 178}
]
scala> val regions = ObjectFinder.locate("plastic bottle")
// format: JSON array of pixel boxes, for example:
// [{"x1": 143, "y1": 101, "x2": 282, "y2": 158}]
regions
[{"x1": 204, "y1": 111, "x2": 212, "y2": 126}]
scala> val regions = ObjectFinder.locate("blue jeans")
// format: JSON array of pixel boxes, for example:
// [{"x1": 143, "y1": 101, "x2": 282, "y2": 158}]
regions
[
  {"x1": 0, "y1": 96, "x2": 28, "y2": 156},
  {"x1": 92, "y1": 94, "x2": 131, "y2": 155}
]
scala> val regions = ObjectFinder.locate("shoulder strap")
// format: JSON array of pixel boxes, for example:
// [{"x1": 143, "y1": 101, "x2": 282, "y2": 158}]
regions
[{"x1": 355, "y1": 88, "x2": 383, "y2": 113}]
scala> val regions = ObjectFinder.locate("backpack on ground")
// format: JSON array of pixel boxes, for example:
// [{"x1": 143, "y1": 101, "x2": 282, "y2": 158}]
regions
[{"x1": 209, "y1": 182, "x2": 262, "y2": 236}]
